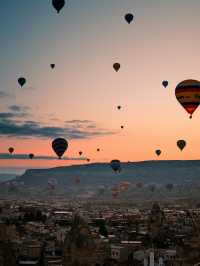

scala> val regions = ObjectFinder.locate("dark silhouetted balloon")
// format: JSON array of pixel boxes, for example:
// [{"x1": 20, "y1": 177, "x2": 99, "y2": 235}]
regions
[
  {"x1": 87, "y1": 158, "x2": 90, "y2": 162},
  {"x1": 136, "y1": 182, "x2": 143, "y2": 189},
  {"x1": 98, "y1": 185, "x2": 106, "y2": 195},
  {"x1": 166, "y1": 183, "x2": 173, "y2": 191},
  {"x1": 175, "y1": 79, "x2": 200, "y2": 119},
  {"x1": 177, "y1": 139, "x2": 186, "y2": 151},
  {"x1": 121, "y1": 125, "x2": 124, "y2": 129},
  {"x1": 8, "y1": 147, "x2": 14, "y2": 154},
  {"x1": 110, "y1": 159, "x2": 121, "y2": 173},
  {"x1": 52, "y1": 0, "x2": 65, "y2": 13},
  {"x1": 29, "y1": 153, "x2": 34, "y2": 159},
  {"x1": 149, "y1": 184, "x2": 156, "y2": 192},
  {"x1": 155, "y1": 149, "x2": 161, "y2": 156},
  {"x1": 117, "y1": 105, "x2": 121, "y2": 110},
  {"x1": 162, "y1": 80, "x2": 169, "y2": 88},
  {"x1": 97, "y1": 148, "x2": 100, "y2": 152},
  {"x1": 18, "y1": 77, "x2": 26, "y2": 87},
  {"x1": 74, "y1": 176, "x2": 80, "y2": 184},
  {"x1": 79, "y1": 151, "x2": 83, "y2": 156},
  {"x1": 50, "y1": 64, "x2": 55, "y2": 69},
  {"x1": 52, "y1": 138, "x2": 68, "y2": 159},
  {"x1": 124, "y1": 13, "x2": 134, "y2": 24},
  {"x1": 113, "y1": 63, "x2": 120, "y2": 72}
]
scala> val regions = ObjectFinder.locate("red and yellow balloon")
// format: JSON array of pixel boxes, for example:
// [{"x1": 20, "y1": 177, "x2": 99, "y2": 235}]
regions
[{"x1": 175, "y1": 79, "x2": 200, "y2": 118}]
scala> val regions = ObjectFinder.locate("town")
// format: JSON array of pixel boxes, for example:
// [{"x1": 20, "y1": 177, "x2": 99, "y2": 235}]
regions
[{"x1": 0, "y1": 199, "x2": 200, "y2": 265}]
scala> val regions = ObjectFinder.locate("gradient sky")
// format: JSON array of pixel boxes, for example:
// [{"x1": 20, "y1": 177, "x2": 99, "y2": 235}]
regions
[{"x1": 1, "y1": 0, "x2": 200, "y2": 170}]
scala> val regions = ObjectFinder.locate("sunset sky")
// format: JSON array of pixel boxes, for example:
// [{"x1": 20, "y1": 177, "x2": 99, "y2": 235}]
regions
[{"x1": 1, "y1": 0, "x2": 200, "y2": 170}]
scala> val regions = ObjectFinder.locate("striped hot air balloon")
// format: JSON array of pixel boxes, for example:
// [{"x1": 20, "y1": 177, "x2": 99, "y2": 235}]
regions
[
  {"x1": 175, "y1": 79, "x2": 200, "y2": 118},
  {"x1": 52, "y1": 138, "x2": 68, "y2": 159}
]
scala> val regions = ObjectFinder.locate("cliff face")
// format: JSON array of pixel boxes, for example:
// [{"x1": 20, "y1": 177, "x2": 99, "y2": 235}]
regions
[{"x1": 16, "y1": 160, "x2": 200, "y2": 188}]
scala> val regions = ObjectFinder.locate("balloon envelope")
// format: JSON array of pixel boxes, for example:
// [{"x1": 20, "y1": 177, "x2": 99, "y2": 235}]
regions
[
  {"x1": 155, "y1": 150, "x2": 161, "y2": 156},
  {"x1": 149, "y1": 184, "x2": 156, "y2": 192},
  {"x1": 177, "y1": 140, "x2": 186, "y2": 151},
  {"x1": 113, "y1": 63, "x2": 120, "y2": 72},
  {"x1": 52, "y1": 0, "x2": 65, "y2": 13},
  {"x1": 162, "y1": 80, "x2": 168, "y2": 88},
  {"x1": 125, "y1": 13, "x2": 134, "y2": 24},
  {"x1": 52, "y1": 138, "x2": 68, "y2": 159},
  {"x1": 18, "y1": 77, "x2": 26, "y2": 87},
  {"x1": 166, "y1": 183, "x2": 173, "y2": 191},
  {"x1": 79, "y1": 151, "x2": 83, "y2": 156},
  {"x1": 74, "y1": 176, "x2": 80, "y2": 184},
  {"x1": 50, "y1": 64, "x2": 55, "y2": 69},
  {"x1": 8, "y1": 147, "x2": 14, "y2": 154},
  {"x1": 29, "y1": 153, "x2": 34, "y2": 159},
  {"x1": 136, "y1": 182, "x2": 143, "y2": 189},
  {"x1": 112, "y1": 191, "x2": 119, "y2": 198},
  {"x1": 110, "y1": 159, "x2": 121, "y2": 173},
  {"x1": 175, "y1": 79, "x2": 200, "y2": 118}
]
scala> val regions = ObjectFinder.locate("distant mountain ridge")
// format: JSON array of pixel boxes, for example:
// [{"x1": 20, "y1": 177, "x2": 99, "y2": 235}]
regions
[{"x1": 17, "y1": 160, "x2": 200, "y2": 188}]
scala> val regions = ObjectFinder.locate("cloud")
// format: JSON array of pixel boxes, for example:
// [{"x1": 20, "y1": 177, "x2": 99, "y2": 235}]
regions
[
  {"x1": 65, "y1": 120, "x2": 93, "y2": 124},
  {"x1": 9, "y1": 105, "x2": 29, "y2": 112},
  {"x1": 0, "y1": 153, "x2": 87, "y2": 161},
  {"x1": 0, "y1": 112, "x2": 28, "y2": 122},
  {"x1": 0, "y1": 110, "x2": 115, "y2": 139}
]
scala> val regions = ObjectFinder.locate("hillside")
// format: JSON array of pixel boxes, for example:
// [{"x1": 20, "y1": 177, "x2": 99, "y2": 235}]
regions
[{"x1": 16, "y1": 160, "x2": 200, "y2": 188}]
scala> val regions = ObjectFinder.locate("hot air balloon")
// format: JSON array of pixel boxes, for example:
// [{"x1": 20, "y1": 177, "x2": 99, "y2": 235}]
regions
[
  {"x1": 155, "y1": 150, "x2": 161, "y2": 156},
  {"x1": 166, "y1": 183, "x2": 173, "y2": 191},
  {"x1": 117, "y1": 105, "x2": 122, "y2": 110},
  {"x1": 52, "y1": 0, "x2": 65, "y2": 13},
  {"x1": 121, "y1": 125, "x2": 124, "y2": 129},
  {"x1": 18, "y1": 77, "x2": 26, "y2": 87},
  {"x1": 175, "y1": 79, "x2": 200, "y2": 118},
  {"x1": 113, "y1": 63, "x2": 120, "y2": 72},
  {"x1": 87, "y1": 158, "x2": 90, "y2": 162},
  {"x1": 149, "y1": 184, "x2": 156, "y2": 192},
  {"x1": 97, "y1": 148, "x2": 100, "y2": 152},
  {"x1": 120, "y1": 181, "x2": 130, "y2": 191},
  {"x1": 112, "y1": 191, "x2": 119, "y2": 198},
  {"x1": 29, "y1": 153, "x2": 34, "y2": 159},
  {"x1": 124, "y1": 13, "x2": 134, "y2": 24},
  {"x1": 162, "y1": 80, "x2": 169, "y2": 88},
  {"x1": 110, "y1": 160, "x2": 121, "y2": 173},
  {"x1": 48, "y1": 178, "x2": 57, "y2": 194},
  {"x1": 50, "y1": 64, "x2": 55, "y2": 69},
  {"x1": 8, "y1": 147, "x2": 14, "y2": 154},
  {"x1": 79, "y1": 151, "x2": 83, "y2": 156},
  {"x1": 74, "y1": 176, "x2": 80, "y2": 184},
  {"x1": 177, "y1": 140, "x2": 186, "y2": 151},
  {"x1": 98, "y1": 185, "x2": 106, "y2": 195},
  {"x1": 136, "y1": 182, "x2": 143, "y2": 189},
  {"x1": 52, "y1": 138, "x2": 68, "y2": 159}
]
